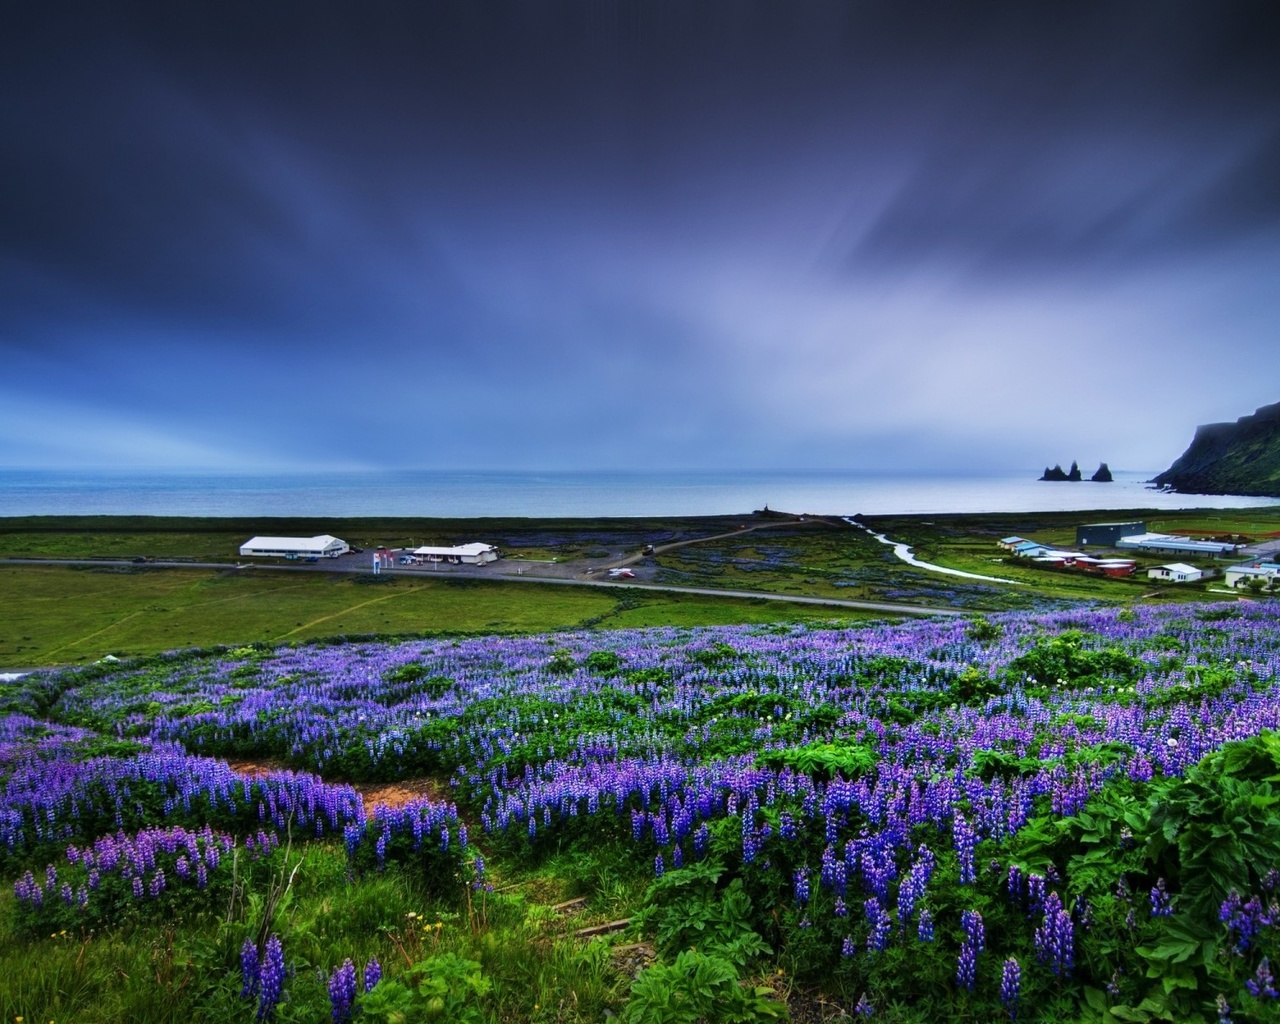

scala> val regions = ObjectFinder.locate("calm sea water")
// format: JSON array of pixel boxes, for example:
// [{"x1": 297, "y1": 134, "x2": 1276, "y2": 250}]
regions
[{"x1": 1, "y1": 469, "x2": 1276, "y2": 518}]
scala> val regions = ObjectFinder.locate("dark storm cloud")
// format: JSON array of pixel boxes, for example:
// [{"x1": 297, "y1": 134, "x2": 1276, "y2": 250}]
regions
[{"x1": 2, "y1": 1, "x2": 1279, "y2": 469}]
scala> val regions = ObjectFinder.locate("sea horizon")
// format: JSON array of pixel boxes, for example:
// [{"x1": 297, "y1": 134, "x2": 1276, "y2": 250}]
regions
[{"x1": 1, "y1": 467, "x2": 1276, "y2": 519}]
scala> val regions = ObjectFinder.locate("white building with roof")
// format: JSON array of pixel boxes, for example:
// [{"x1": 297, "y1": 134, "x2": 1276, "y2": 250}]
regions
[
  {"x1": 240, "y1": 535, "x2": 350, "y2": 558},
  {"x1": 1225, "y1": 562, "x2": 1280, "y2": 588},
  {"x1": 1147, "y1": 563, "x2": 1203, "y2": 583},
  {"x1": 1115, "y1": 533, "x2": 1241, "y2": 557},
  {"x1": 412, "y1": 542, "x2": 498, "y2": 565}
]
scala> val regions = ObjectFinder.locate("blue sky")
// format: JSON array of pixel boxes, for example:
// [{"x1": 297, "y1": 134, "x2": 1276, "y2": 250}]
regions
[{"x1": 2, "y1": 2, "x2": 1279, "y2": 474}]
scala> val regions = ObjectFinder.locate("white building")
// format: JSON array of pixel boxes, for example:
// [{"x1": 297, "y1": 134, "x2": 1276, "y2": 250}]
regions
[
  {"x1": 1225, "y1": 562, "x2": 1280, "y2": 588},
  {"x1": 1147, "y1": 563, "x2": 1203, "y2": 583},
  {"x1": 412, "y1": 542, "x2": 499, "y2": 565},
  {"x1": 1116, "y1": 533, "x2": 1241, "y2": 557},
  {"x1": 239, "y1": 535, "x2": 350, "y2": 558}
]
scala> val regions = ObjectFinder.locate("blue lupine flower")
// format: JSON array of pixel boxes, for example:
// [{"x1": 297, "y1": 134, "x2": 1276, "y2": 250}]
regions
[{"x1": 328, "y1": 959, "x2": 357, "y2": 1023}]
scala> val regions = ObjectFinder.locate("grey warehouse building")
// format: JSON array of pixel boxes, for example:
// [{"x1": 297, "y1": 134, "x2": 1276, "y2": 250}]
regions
[{"x1": 1076, "y1": 521, "x2": 1147, "y2": 547}]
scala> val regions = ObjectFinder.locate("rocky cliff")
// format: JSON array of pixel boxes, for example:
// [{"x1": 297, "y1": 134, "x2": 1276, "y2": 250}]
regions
[
  {"x1": 1153, "y1": 402, "x2": 1280, "y2": 497},
  {"x1": 1040, "y1": 460, "x2": 1111, "y2": 482}
]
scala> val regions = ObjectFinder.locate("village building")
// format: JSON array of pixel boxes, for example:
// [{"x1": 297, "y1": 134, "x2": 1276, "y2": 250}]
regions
[
  {"x1": 1076, "y1": 521, "x2": 1147, "y2": 546},
  {"x1": 1147, "y1": 563, "x2": 1203, "y2": 583},
  {"x1": 239, "y1": 535, "x2": 350, "y2": 558},
  {"x1": 1114, "y1": 533, "x2": 1241, "y2": 557},
  {"x1": 412, "y1": 542, "x2": 499, "y2": 565},
  {"x1": 1224, "y1": 562, "x2": 1280, "y2": 588}
]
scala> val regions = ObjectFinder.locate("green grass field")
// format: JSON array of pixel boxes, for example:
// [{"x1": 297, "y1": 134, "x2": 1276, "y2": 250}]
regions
[
  {"x1": 0, "y1": 566, "x2": 866, "y2": 668},
  {"x1": 6, "y1": 505, "x2": 1280, "y2": 667},
  {"x1": 0, "y1": 514, "x2": 761, "y2": 561}
]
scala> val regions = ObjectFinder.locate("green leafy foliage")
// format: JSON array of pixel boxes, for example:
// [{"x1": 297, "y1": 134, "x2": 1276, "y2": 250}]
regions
[
  {"x1": 633, "y1": 861, "x2": 771, "y2": 967},
  {"x1": 1146, "y1": 732, "x2": 1280, "y2": 920},
  {"x1": 757, "y1": 739, "x2": 880, "y2": 781},
  {"x1": 1006, "y1": 630, "x2": 1146, "y2": 690},
  {"x1": 966, "y1": 616, "x2": 1004, "y2": 642},
  {"x1": 584, "y1": 650, "x2": 622, "y2": 675},
  {"x1": 621, "y1": 950, "x2": 787, "y2": 1024},
  {"x1": 359, "y1": 953, "x2": 492, "y2": 1024}
]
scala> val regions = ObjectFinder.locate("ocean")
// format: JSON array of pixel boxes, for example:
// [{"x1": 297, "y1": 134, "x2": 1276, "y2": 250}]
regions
[{"x1": 1, "y1": 469, "x2": 1276, "y2": 519}]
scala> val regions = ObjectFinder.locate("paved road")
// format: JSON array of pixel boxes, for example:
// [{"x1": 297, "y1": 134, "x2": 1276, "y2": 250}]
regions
[{"x1": 0, "y1": 557, "x2": 966, "y2": 618}]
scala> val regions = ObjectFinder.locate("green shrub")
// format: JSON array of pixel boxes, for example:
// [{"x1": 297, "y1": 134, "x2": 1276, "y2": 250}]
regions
[
  {"x1": 359, "y1": 952, "x2": 491, "y2": 1023},
  {"x1": 621, "y1": 950, "x2": 787, "y2": 1024}
]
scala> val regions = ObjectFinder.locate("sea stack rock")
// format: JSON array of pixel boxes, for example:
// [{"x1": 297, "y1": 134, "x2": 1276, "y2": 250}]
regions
[
  {"x1": 1040, "y1": 464, "x2": 1070, "y2": 481},
  {"x1": 1067, "y1": 460, "x2": 1082, "y2": 481},
  {"x1": 1091, "y1": 463, "x2": 1113, "y2": 482},
  {"x1": 1153, "y1": 401, "x2": 1280, "y2": 497}
]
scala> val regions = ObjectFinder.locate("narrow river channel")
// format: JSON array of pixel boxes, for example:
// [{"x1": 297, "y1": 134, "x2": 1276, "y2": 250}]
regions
[{"x1": 846, "y1": 519, "x2": 1023, "y2": 585}]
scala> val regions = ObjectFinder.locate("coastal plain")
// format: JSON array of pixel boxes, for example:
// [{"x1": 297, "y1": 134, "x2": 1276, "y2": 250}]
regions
[{"x1": 4, "y1": 505, "x2": 1280, "y2": 667}]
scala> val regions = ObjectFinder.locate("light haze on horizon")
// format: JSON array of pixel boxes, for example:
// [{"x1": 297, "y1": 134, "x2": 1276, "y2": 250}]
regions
[{"x1": 2, "y1": 2, "x2": 1279, "y2": 475}]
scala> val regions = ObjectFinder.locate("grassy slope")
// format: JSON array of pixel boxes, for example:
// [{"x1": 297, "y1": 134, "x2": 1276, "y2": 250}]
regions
[{"x1": 0, "y1": 566, "x2": 860, "y2": 667}]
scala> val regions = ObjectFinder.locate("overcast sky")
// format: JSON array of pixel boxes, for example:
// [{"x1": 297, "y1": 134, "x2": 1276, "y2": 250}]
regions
[{"x1": 3, "y1": 1, "x2": 1279, "y2": 474}]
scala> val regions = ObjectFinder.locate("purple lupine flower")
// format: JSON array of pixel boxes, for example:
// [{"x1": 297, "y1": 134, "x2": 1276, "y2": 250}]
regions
[
  {"x1": 329, "y1": 959, "x2": 357, "y2": 1023},
  {"x1": 693, "y1": 822, "x2": 709, "y2": 857},
  {"x1": 363, "y1": 957, "x2": 381, "y2": 993},
  {"x1": 1150, "y1": 878, "x2": 1172, "y2": 917},
  {"x1": 793, "y1": 866, "x2": 811, "y2": 905},
  {"x1": 1034, "y1": 893, "x2": 1074, "y2": 976},
  {"x1": 1220, "y1": 891, "x2": 1276, "y2": 953},
  {"x1": 953, "y1": 812, "x2": 977, "y2": 885},
  {"x1": 1246, "y1": 958, "x2": 1277, "y2": 999},
  {"x1": 853, "y1": 993, "x2": 873, "y2": 1017},
  {"x1": 1026, "y1": 873, "x2": 1047, "y2": 916},
  {"x1": 654, "y1": 853, "x2": 664, "y2": 878},
  {"x1": 240, "y1": 937, "x2": 260, "y2": 1000},
  {"x1": 1216, "y1": 994, "x2": 1231, "y2": 1024},
  {"x1": 918, "y1": 908, "x2": 934, "y2": 943},
  {"x1": 956, "y1": 910, "x2": 984, "y2": 990},
  {"x1": 1007, "y1": 864, "x2": 1023, "y2": 901},
  {"x1": 257, "y1": 934, "x2": 285, "y2": 1020},
  {"x1": 841, "y1": 936, "x2": 855, "y2": 957},
  {"x1": 1000, "y1": 957, "x2": 1021, "y2": 1019},
  {"x1": 865, "y1": 897, "x2": 891, "y2": 952}
]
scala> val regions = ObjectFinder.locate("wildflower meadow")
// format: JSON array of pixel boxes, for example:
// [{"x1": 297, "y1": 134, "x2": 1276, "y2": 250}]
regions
[{"x1": 2, "y1": 602, "x2": 1279, "y2": 1022}]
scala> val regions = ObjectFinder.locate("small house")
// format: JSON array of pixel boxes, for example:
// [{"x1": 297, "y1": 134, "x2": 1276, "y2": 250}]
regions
[
  {"x1": 1147, "y1": 563, "x2": 1203, "y2": 583},
  {"x1": 1225, "y1": 562, "x2": 1280, "y2": 588}
]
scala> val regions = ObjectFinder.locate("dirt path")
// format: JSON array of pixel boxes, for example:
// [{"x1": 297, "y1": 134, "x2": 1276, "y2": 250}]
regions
[
  {"x1": 43, "y1": 609, "x2": 147, "y2": 659},
  {"x1": 226, "y1": 759, "x2": 450, "y2": 812},
  {"x1": 276, "y1": 588, "x2": 415, "y2": 639},
  {"x1": 600, "y1": 517, "x2": 838, "y2": 572}
]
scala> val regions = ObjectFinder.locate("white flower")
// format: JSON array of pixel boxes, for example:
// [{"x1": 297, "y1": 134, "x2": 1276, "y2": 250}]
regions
[{"x1": 1166, "y1": 738, "x2": 1178, "y2": 748}]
